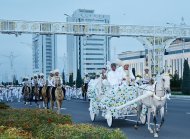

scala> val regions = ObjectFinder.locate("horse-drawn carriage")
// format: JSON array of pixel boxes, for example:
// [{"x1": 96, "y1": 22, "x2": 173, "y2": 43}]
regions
[{"x1": 87, "y1": 74, "x2": 171, "y2": 137}]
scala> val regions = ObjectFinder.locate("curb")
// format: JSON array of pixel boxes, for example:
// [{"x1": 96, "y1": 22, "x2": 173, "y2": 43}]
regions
[{"x1": 171, "y1": 95, "x2": 190, "y2": 99}]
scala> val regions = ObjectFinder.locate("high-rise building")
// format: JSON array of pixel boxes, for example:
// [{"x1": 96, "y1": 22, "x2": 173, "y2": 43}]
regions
[
  {"x1": 66, "y1": 9, "x2": 110, "y2": 79},
  {"x1": 32, "y1": 34, "x2": 57, "y2": 79}
]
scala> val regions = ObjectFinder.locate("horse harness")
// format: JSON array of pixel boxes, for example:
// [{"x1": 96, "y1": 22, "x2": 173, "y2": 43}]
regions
[
  {"x1": 153, "y1": 82, "x2": 167, "y2": 101},
  {"x1": 138, "y1": 81, "x2": 167, "y2": 101}
]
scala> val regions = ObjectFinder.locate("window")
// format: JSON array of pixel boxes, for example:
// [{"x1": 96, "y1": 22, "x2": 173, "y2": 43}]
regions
[{"x1": 84, "y1": 58, "x2": 104, "y2": 60}]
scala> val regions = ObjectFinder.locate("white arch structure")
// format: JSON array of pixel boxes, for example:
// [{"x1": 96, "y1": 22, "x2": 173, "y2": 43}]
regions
[{"x1": 0, "y1": 19, "x2": 189, "y2": 75}]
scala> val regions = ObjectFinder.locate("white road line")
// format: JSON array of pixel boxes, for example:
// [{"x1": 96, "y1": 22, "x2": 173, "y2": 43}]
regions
[
  {"x1": 171, "y1": 98, "x2": 190, "y2": 101},
  {"x1": 125, "y1": 118, "x2": 159, "y2": 126},
  {"x1": 186, "y1": 112, "x2": 190, "y2": 115},
  {"x1": 54, "y1": 107, "x2": 67, "y2": 110}
]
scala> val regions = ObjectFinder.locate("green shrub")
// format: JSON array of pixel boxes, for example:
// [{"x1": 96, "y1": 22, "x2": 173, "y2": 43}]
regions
[
  {"x1": 0, "y1": 126, "x2": 32, "y2": 138},
  {"x1": 53, "y1": 124, "x2": 126, "y2": 139},
  {"x1": 0, "y1": 108, "x2": 126, "y2": 139},
  {"x1": 0, "y1": 109, "x2": 72, "y2": 137}
]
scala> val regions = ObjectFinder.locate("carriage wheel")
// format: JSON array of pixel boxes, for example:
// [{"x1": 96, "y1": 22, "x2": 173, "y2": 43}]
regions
[
  {"x1": 90, "y1": 111, "x2": 96, "y2": 121},
  {"x1": 107, "y1": 116, "x2": 113, "y2": 127},
  {"x1": 140, "y1": 114, "x2": 147, "y2": 125}
]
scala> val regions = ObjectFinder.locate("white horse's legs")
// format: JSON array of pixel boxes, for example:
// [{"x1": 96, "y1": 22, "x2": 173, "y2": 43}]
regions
[
  {"x1": 147, "y1": 108, "x2": 153, "y2": 134},
  {"x1": 152, "y1": 107, "x2": 158, "y2": 138},
  {"x1": 134, "y1": 104, "x2": 142, "y2": 129},
  {"x1": 157, "y1": 107, "x2": 165, "y2": 132}
]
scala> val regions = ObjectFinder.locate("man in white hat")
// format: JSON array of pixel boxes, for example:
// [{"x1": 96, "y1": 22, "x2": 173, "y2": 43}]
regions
[
  {"x1": 31, "y1": 74, "x2": 38, "y2": 102},
  {"x1": 51, "y1": 69, "x2": 63, "y2": 101},
  {"x1": 22, "y1": 76, "x2": 31, "y2": 95},
  {"x1": 121, "y1": 63, "x2": 135, "y2": 85},
  {"x1": 116, "y1": 59, "x2": 124, "y2": 82},
  {"x1": 107, "y1": 63, "x2": 120, "y2": 86},
  {"x1": 38, "y1": 73, "x2": 46, "y2": 100},
  {"x1": 142, "y1": 66, "x2": 152, "y2": 84},
  {"x1": 46, "y1": 71, "x2": 54, "y2": 97}
]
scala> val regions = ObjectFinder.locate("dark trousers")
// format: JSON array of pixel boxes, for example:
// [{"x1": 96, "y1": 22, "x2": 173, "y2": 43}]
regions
[
  {"x1": 63, "y1": 87, "x2": 66, "y2": 98},
  {"x1": 46, "y1": 86, "x2": 51, "y2": 97},
  {"x1": 84, "y1": 83, "x2": 88, "y2": 92},
  {"x1": 52, "y1": 87, "x2": 56, "y2": 101},
  {"x1": 39, "y1": 87, "x2": 43, "y2": 100}
]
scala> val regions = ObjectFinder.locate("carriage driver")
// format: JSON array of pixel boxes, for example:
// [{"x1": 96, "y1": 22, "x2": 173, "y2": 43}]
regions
[
  {"x1": 51, "y1": 69, "x2": 63, "y2": 101},
  {"x1": 38, "y1": 73, "x2": 46, "y2": 100},
  {"x1": 143, "y1": 67, "x2": 153, "y2": 84}
]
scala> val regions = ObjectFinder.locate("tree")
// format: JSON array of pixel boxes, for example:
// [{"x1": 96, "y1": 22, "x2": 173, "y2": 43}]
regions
[
  {"x1": 170, "y1": 70, "x2": 181, "y2": 91},
  {"x1": 69, "y1": 73, "x2": 73, "y2": 87},
  {"x1": 13, "y1": 75, "x2": 17, "y2": 85},
  {"x1": 62, "y1": 69, "x2": 66, "y2": 85},
  {"x1": 182, "y1": 59, "x2": 190, "y2": 95},
  {"x1": 76, "y1": 69, "x2": 83, "y2": 88}
]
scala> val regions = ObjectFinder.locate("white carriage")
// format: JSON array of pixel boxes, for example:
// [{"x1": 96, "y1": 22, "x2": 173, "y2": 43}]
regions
[{"x1": 87, "y1": 79, "x2": 149, "y2": 127}]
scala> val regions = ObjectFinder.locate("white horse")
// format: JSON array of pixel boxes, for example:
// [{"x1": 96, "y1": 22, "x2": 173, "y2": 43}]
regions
[{"x1": 135, "y1": 74, "x2": 171, "y2": 137}]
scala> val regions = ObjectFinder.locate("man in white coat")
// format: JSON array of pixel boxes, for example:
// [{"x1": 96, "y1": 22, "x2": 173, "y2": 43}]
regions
[
  {"x1": 107, "y1": 63, "x2": 120, "y2": 86},
  {"x1": 51, "y1": 69, "x2": 63, "y2": 101},
  {"x1": 46, "y1": 71, "x2": 54, "y2": 97},
  {"x1": 38, "y1": 73, "x2": 46, "y2": 100}
]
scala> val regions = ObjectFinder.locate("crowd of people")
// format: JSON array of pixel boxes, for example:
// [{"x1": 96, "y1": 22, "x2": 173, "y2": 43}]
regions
[
  {"x1": 0, "y1": 60, "x2": 156, "y2": 104},
  {"x1": 86, "y1": 60, "x2": 153, "y2": 90}
]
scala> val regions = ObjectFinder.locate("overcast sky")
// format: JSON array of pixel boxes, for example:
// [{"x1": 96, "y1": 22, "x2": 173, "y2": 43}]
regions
[{"x1": 0, "y1": 0, "x2": 189, "y2": 81}]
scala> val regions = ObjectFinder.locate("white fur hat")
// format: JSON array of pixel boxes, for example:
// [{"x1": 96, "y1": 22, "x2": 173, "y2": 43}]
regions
[
  {"x1": 144, "y1": 66, "x2": 150, "y2": 70},
  {"x1": 40, "y1": 73, "x2": 44, "y2": 76},
  {"x1": 122, "y1": 61, "x2": 129, "y2": 66},
  {"x1": 33, "y1": 74, "x2": 37, "y2": 77},
  {"x1": 25, "y1": 76, "x2": 29, "y2": 80},
  {"x1": 54, "y1": 69, "x2": 60, "y2": 73}
]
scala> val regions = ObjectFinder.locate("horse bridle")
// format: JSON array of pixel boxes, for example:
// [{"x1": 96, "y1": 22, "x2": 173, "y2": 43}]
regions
[{"x1": 154, "y1": 81, "x2": 167, "y2": 101}]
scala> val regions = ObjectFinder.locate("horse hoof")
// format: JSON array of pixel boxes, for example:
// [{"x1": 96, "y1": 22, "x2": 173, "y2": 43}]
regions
[
  {"x1": 148, "y1": 129, "x2": 153, "y2": 134},
  {"x1": 156, "y1": 128, "x2": 160, "y2": 132},
  {"x1": 134, "y1": 125, "x2": 138, "y2": 129},
  {"x1": 154, "y1": 133, "x2": 158, "y2": 138}
]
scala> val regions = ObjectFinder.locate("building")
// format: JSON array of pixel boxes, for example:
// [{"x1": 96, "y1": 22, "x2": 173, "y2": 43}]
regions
[
  {"x1": 66, "y1": 9, "x2": 110, "y2": 80},
  {"x1": 32, "y1": 34, "x2": 57, "y2": 79},
  {"x1": 118, "y1": 39, "x2": 190, "y2": 78}
]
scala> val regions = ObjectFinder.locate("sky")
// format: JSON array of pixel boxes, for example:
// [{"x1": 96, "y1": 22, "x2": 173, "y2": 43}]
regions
[{"x1": 0, "y1": 0, "x2": 190, "y2": 81}]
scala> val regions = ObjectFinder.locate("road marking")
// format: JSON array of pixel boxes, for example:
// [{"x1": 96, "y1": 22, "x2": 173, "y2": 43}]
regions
[
  {"x1": 125, "y1": 118, "x2": 159, "y2": 126},
  {"x1": 186, "y1": 112, "x2": 190, "y2": 115},
  {"x1": 54, "y1": 107, "x2": 67, "y2": 110},
  {"x1": 171, "y1": 98, "x2": 190, "y2": 101}
]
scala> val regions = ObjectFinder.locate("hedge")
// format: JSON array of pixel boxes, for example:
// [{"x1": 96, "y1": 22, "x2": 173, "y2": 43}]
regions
[{"x1": 0, "y1": 103, "x2": 126, "y2": 139}]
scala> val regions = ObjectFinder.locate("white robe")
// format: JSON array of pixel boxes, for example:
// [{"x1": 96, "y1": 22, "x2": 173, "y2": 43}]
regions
[
  {"x1": 120, "y1": 69, "x2": 135, "y2": 85},
  {"x1": 107, "y1": 70, "x2": 120, "y2": 86}
]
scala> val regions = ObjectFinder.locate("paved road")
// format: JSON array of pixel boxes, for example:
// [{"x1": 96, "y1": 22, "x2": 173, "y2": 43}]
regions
[{"x1": 6, "y1": 97, "x2": 190, "y2": 139}]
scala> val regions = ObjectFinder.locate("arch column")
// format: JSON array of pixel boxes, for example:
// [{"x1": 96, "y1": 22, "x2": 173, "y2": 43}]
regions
[{"x1": 137, "y1": 37, "x2": 176, "y2": 75}]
